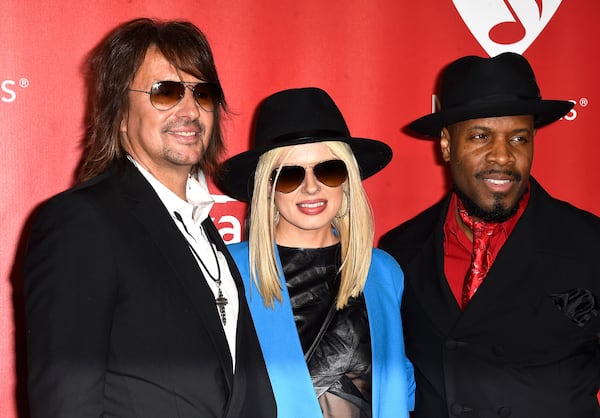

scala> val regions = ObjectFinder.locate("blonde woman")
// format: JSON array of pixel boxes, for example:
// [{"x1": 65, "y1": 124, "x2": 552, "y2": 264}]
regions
[{"x1": 220, "y1": 87, "x2": 415, "y2": 418}]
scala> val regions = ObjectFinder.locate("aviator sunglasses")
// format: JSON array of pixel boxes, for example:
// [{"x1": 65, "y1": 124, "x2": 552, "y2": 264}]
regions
[
  {"x1": 270, "y1": 159, "x2": 348, "y2": 193},
  {"x1": 128, "y1": 80, "x2": 220, "y2": 112}
]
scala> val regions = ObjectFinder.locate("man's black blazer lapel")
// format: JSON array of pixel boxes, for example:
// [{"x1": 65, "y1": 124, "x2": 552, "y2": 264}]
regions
[
  {"x1": 114, "y1": 161, "x2": 234, "y2": 381},
  {"x1": 200, "y1": 190, "x2": 278, "y2": 418},
  {"x1": 414, "y1": 198, "x2": 463, "y2": 332},
  {"x1": 457, "y1": 203, "x2": 536, "y2": 326}
]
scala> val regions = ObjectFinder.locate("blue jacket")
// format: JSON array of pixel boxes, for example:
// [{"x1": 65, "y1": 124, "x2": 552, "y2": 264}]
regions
[{"x1": 229, "y1": 242, "x2": 415, "y2": 418}]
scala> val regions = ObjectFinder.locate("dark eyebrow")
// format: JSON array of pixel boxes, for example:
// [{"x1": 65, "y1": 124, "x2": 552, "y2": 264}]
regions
[
  {"x1": 468, "y1": 125, "x2": 492, "y2": 132},
  {"x1": 511, "y1": 127, "x2": 534, "y2": 135},
  {"x1": 468, "y1": 126, "x2": 533, "y2": 135}
]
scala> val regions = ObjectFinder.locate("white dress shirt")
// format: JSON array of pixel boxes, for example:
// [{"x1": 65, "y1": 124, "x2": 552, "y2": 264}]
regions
[{"x1": 128, "y1": 157, "x2": 239, "y2": 369}]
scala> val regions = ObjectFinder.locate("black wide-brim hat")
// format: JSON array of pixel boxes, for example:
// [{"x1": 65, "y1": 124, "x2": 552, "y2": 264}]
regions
[
  {"x1": 219, "y1": 87, "x2": 392, "y2": 201},
  {"x1": 409, "y1": 52, "x2": 574, "y2": 138}
]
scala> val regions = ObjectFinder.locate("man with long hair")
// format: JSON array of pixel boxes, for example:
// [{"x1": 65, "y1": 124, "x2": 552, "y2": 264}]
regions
[{"x1": 24, "y1": 18, "x2": 275, "y2": 418}]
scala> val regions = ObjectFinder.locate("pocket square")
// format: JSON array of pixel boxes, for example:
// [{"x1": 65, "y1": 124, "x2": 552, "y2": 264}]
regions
[{"x1": 550, "y1": 288, "x2": 599, "y2": 328}]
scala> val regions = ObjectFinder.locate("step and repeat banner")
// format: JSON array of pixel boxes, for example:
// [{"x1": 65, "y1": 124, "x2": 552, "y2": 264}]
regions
[{"x1": 1, "y1": 1, "x2": 598, "y2": 416}]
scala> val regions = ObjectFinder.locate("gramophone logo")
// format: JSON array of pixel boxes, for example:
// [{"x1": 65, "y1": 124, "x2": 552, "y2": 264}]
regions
[{"x1": 453, "y1": 0, "x2": 562, "y2": 56}]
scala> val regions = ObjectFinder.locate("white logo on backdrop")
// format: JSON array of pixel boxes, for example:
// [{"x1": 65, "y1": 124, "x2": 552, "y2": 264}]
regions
[
  {"x1": 212, "y1": 194, "x2": 243, "y2": 243},
  {"x1": 453, "y1": 0, "x2": 562, "y2": 56},
  {"x1": 1, "y1": 78, "x2": 30, "y2": 103}
]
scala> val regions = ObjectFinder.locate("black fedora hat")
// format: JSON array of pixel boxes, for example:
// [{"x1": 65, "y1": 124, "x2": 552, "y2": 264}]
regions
[
  {"x1": 219, "y1": 87, "x2": 392, "y2": 201},
  {"x1": 409, "y1": 52, "x2": 574, "y2": 138}
]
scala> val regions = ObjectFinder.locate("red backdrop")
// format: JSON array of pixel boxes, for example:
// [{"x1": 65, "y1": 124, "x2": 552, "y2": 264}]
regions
[{"x1": 2, "y1": 1, "x2": 598, "y2": 416}]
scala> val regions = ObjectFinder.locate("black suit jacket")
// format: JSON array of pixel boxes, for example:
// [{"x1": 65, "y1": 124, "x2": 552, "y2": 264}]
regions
[
  {"x1": 24, "y1": 160, "x2": 276, "y2": 418},
  {"x1": 380, "y1": 178, "x2": 600, "y2": 418}
]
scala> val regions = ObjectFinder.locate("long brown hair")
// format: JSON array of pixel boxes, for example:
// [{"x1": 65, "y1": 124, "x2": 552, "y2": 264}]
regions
[{"x1": 79, "y1": 18, "x2": 227, "y2": 181}]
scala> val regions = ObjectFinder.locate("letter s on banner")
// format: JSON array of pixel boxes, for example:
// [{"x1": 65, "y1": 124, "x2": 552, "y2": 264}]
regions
[{"x1": 1, "y1": 80, "x2": 17, "y2": 103}]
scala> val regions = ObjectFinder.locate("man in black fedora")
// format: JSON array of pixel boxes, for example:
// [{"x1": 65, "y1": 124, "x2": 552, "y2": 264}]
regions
[{"x1": 380, "y1": 52, "x2": 600, "y2": 417}]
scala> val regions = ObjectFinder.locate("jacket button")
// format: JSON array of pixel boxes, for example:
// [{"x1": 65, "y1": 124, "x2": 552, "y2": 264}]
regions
[
  {"x1": 445, "y1": 339, "x2": 467, "y2": 350},
  {"x1": 450, "y1": 403, "x2": 464, "y2": 416},
  {"x1": 497, "y1": 406, "x2": 512, "y2": 417},
  {"x1": 444, "y1": 340, "x2": 468, "y2": 350},
  {"x1": 445, "y1": 340, "x2": 458, "y2": 350},
  {"x1": 449, "y1": 403, "x2": 473, "y2": 416}
]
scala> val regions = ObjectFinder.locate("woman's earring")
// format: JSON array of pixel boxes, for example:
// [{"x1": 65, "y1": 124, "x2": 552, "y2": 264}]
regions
[{"x1": 335, "y1": 190, "x2": 350, "y2": 219}]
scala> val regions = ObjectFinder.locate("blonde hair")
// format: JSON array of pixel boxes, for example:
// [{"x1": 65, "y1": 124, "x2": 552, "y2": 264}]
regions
[{"x1": 248, "y1": 141, "x2": 374, "y2": 309}]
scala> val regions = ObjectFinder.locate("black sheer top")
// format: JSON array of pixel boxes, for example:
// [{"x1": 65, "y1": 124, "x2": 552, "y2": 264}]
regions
[{"x1": 278, "y1": 244, "x2": 372, "y2": 417}]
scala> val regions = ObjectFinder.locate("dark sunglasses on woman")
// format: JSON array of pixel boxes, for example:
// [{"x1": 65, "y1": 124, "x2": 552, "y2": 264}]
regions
[{"x1": 270, "y1": 159, "x2": 348, "y2": 193}]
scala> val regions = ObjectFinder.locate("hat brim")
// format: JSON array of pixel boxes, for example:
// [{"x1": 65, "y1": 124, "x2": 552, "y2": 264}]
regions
[
  {"x1": 408, "y1": 99, "x2": 574, "y2": 138},
  {"x1": 219, "y1": 136, "x2": 392, "y2": 202}
]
